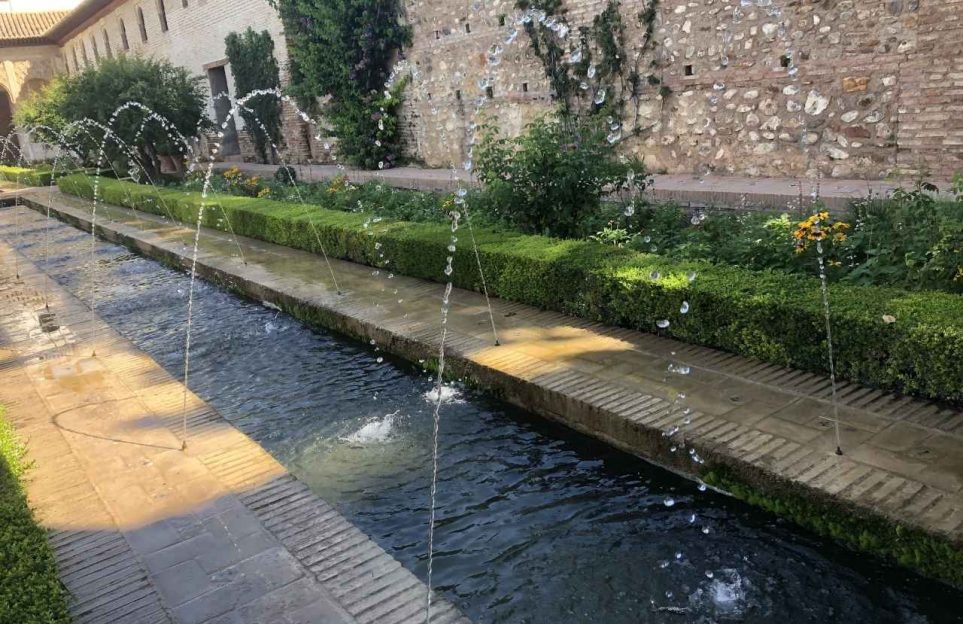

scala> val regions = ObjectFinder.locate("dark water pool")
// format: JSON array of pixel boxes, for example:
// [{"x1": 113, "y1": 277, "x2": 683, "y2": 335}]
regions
[{"x1": 3, "y1": 210, "x2": 961, "y2": 624}]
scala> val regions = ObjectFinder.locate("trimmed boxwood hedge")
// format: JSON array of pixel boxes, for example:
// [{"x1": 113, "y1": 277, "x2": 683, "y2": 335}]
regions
[
  {"x1": 57, "y1": 174, "x2": 963, "y2": 402},
  {"x1": 0, "y1": 165, "x2": 56, "y2": 187},
  {"x1": 0, "y1": 406, "x2": 71, "y2": 624}
]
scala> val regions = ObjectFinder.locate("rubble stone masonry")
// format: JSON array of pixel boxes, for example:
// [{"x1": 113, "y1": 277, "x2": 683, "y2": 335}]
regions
[{"x1": 399, "y1": 0, "x2": 963, "y2": 179}]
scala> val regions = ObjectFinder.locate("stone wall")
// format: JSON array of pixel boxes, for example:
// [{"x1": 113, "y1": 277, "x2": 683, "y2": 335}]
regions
[{"x1": 400, "y1": 0, "x2": 963, "y2": 180}]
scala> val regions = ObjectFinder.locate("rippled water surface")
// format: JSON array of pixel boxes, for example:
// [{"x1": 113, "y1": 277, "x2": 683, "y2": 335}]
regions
[{"x1": 4, "y1": 210, "x2": 961, "y2": 624}]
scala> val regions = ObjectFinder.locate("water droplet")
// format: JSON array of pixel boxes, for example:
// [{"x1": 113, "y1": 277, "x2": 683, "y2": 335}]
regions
[
  {"x1": 624, "y1": 205, "x2": 635, "y2": 217},
  {"x1": 686, "y1": 271, "x2": 697, "y2": 282},
  {"x1": 659, "y1": 560, "x2": 670, "y2": 569},
  {"x1": 444, "y1": 265, "x2": 453, "y2": 276},
  {"x1": 593, "y1": 88, "x2": 606, "y2": 105},
  {"x1": 663, "y1": 497, "x2": 676, "y2": 507},
  {"x1": 689, "y1": 514, "x2": 697, "y2": 523},
  {"x1": 698, "y1": 483, "x2": 707, "y2": 492},
  {"x1": 376, "y1": 357, "x2": 384, "y2": 363},
  {"x1": 570, "y1": 48, "x2": 583, "y2": 64},
  {"x1": 680, "y1": 301, "x2": 690, "y2": 314},
  {"x1": 378, "y1": 161, "x2": 385, "y2": 169},
  {"x1": 587, "y1": 64, "x2": 597, "y2": 78},
  {"x1": 702, "y1": 526, "x2": 711, "y2": 534},
  {"x1": 675, "y1": 552, "x2": 683, "y2": 560},
  {"x1": 650, "y1": 270, "x2": 661, "y2": 280},
  {"x1": 657, "y1": 319, "x2": 670, "y2": 329}
]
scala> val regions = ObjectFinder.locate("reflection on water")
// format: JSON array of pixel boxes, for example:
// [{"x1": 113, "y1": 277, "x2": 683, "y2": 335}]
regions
[{"x1": 4, "y1": 211, "x2": 961, "y2": 624}]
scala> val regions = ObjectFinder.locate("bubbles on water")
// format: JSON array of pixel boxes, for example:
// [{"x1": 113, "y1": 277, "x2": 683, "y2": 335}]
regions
[
  {"x1": 663, "y1": 497, "x2": 676, "y2": 507},
  {"x1": 668, "y1": 363, "x2": 691, "y2": 375},
  {"x1": 341, "y1": 411, "x2": 399, "y2": 445},
  {"x1": 424, "y1": 384, "x2": 465, "y2": 404}
]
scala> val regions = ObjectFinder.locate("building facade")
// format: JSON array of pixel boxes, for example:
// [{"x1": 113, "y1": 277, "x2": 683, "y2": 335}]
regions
[
  {"x1": 1, "y1": 0, "x2": 961, "y2": 179},
  {"x1": 0, "y1": 0, "x2": 319, "y2": 164}
]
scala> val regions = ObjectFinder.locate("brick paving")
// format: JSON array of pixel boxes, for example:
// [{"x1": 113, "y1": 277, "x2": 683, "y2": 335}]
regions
[
  {"x1": 9, "y1": 190, "x2": 963, "y2": 562},
  {"x1": 0, "y1": 236, "x2": 469, "y2": 623}
]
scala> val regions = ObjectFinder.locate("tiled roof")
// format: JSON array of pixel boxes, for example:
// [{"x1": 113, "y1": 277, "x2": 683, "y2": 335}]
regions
[{"x1": 0, "y1": 11, "x2": 69, "y2": 45}]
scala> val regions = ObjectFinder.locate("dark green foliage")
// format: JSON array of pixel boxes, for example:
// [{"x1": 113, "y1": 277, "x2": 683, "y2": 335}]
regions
[
  {"x1": 25, "y1": 56, "x2": 208, "y2": 180},
  {"x1": 11, "y1": 77, "x2": 69, "y2": 149},
  {"x1": 0, "y1": 407, "x2": 71, "y2": 624},
  {"x1": 475, "y1": 115, "x2": 647, "y2": 238},
  {"x1": 702, "y1": 465, "x2": 963, "y2": 588},
  {"x1": 600, "y1": 182, "x2": 963, "y2": 294},
  {"x1": 844, "y1": 180, "x2": 963, "y2": 292},
  {"x1": 270, "y1": 0, "x2": 411, "y2": 169},
  {"x1": 59, "y1": 174, "x2": 963, "y2": 402},
  {"x1": 224, "y1": 29, "x2": 283, "y2": 164},
  {"x1": 274, "y1": 165, "x2": 297, "y2": 184}
]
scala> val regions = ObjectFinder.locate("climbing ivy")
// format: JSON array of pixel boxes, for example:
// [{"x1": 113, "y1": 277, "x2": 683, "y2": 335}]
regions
[
  {"x1": 269, "y1": 0, "x2": 411, "y2": 169},
  {"x1": 224, "y1": 28, "x2": 283, "y2": 164},
  {"x1": 518, "y1": 0, "x2": 665, "y2": 134}
]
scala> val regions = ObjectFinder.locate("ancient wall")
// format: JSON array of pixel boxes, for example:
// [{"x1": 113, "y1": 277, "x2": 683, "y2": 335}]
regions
[{"x1": 400, "y1": 0, "x2": 963, "y2": 180}]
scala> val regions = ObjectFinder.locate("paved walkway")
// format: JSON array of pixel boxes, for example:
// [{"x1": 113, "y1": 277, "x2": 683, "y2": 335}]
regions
[
  {"x1": 0, "y1": 239, "x2": 469, "y2": 623},
  {"x1": 214, "y1": 162, "x2": 952, "y2": 211},
  {"x1": 12, "y1": 190, "x2": 963, "y2": 568}
]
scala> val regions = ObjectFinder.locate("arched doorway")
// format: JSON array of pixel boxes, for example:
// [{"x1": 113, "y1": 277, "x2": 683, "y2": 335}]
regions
[{"x1": 0, "y1": 87, "x2": 18, "y2": 163}]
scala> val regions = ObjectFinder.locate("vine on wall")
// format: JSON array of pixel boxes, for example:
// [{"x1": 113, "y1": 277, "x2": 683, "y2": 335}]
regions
[
  {"x1": 518, "y1": 0, "x2": 665, "y2": 134},
  {"x1": 270, "y1": 0, "x2": 411, "y2": 169},
  {"x1": 224, "y1": 28, "x2": 283, "y2": 164}
]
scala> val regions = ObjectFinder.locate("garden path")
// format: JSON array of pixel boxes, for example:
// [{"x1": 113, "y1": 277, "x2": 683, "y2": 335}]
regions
[
  {"x1": 213, "y1": 162, "x2": 951, "y2": 211},
  {"x1": 0, "y1": 237, "x2": 469, "y2": 624}
]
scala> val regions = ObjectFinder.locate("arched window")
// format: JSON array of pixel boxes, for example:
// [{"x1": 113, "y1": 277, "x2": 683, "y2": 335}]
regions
[
  {"x1": 91, "y1": 36, "x2": 100, "y2": 61},
  {"x1": 80, "y1": 41, "x2": 90, "y2": 65},
  {"x1": 102, "y1": 29, "x2": 113, "y2": 58},
  {"x1": 137, "y1": 7, "x2": 148, "y2": 42},
  {"x1": 71, "y1": 45, "x2": 80, "y2": 70},
  {"x1": 156, "y1": 0, "x2": 168, "y2": 32},
  {"x1": 119, "y1": 19, "x2": 130, "y2": 50}
]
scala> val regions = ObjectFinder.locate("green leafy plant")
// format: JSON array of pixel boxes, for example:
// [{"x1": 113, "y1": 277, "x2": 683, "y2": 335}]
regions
[
  {"x1": 58, "y1": 174, "x2": 963, "y2": 402},
  {"x1": 23, "y1": 56, "x2": 209, "y2": 179},
  {"x1": 474, "y1": 114, "x2": 647, "y2": 238},
  {"x1": 270, "y1": 0, "x2": 411, "y2": 169},
  {"x1": 518, "y1": 0, "x2": 663, "y2": 131},
  {"x1": 1, "y1": 406, "x2": 71, "y2": 624},
  {"x1": 224, "y1": 28, "x2": 284, "y2": 164},
  {"x1": 845, "y1": 179, "x2": 962, "y2": 292}
]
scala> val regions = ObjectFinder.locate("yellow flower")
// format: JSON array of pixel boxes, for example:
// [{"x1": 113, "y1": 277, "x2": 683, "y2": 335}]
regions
[{"x1": 257, "y1": 188, "x2": 271, "y2": 198}]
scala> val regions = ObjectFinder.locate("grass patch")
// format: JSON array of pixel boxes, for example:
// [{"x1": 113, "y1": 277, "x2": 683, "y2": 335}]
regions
[
  {"x1": 57, "y1": 174, "x2": 963, "y2": 403},
  {"x1": 0, "y1": 405, "x2": 71, "y2": 623}
]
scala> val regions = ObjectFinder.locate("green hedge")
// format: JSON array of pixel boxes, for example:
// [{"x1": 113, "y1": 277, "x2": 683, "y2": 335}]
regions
[
  {"x1": 0, "y1": 406, "x2": 71, "y2": 624},
  {"x1": 58, "y1": 174, "x2": 963, "y2": 402},
  {"x1": 0, "y1": 166, "x2": 55, "y2": 187}
]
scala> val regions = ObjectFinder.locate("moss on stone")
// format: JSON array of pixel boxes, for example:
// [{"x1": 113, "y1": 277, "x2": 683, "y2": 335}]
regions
[{"x1": 701, "y1": 465, "x2": 963, "y2": 589}]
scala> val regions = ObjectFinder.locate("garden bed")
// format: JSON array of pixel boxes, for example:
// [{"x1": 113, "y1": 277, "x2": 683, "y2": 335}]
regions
[{"x1": 58, "y1": 174, "x2": 963, "y2": 402}]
